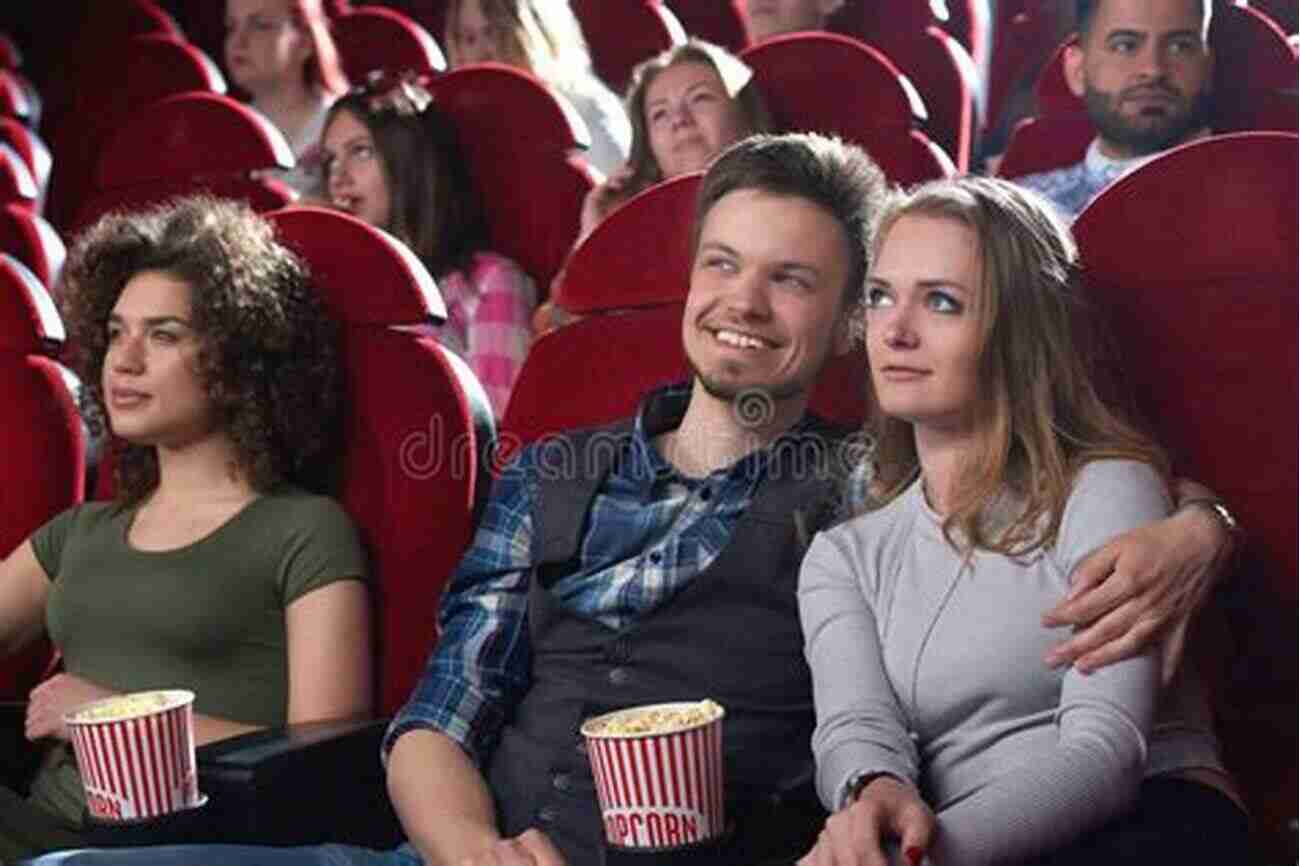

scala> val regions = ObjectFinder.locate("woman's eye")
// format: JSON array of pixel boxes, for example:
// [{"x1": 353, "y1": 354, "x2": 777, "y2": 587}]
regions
[
  {"x1": 864, "y1": 287, "x2": 891, "y2": 308},
  {"x1": 927, "y1": 291, "x2": 963, "y2": 314},
  {"x1": 151, "y1": 330, "x2": 180, "y2": 344},
  {"x1": 702, "y1": 256, "x2": 735, "y2": 272}
]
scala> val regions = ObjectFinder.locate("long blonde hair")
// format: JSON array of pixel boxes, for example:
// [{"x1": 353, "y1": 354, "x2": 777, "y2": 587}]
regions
[
  {"x1": 860, "y1": 177, "x2": 1168, "y2": 556},
  {"x1": 444, "y1": 0, "x2": 594, "y2": 85}
]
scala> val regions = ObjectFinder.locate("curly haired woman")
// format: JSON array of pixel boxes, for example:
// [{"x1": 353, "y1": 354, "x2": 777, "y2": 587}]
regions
[{"x1": 0, "y1": 196, "x2": 372, "y2": 861}]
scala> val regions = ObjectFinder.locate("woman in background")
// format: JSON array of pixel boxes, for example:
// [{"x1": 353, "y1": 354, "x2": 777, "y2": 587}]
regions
[
  {"x1": 224, "y1": 0, "x2": 349, "y2": 197},
  {"x1": 443, "y1": 0, "x2": 631, "y2": 177},
  {"x1": 0, "y1": 196, "x2": 372, "y2": 861},
  {"x1": 320, "y1": 73, "x2": 536, "y2": 419},
  {"x1": 797, "y1": 177, "x2": 1246, "y2": 865}
]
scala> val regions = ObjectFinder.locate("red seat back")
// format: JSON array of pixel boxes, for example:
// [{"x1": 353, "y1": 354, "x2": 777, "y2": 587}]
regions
[
  {"x1": 571, "y1": 0, "x2": 686, "y2": 94},
  {"x1": 45, "y1": 34, "x2": 227, "y2": 232},
  {"x1": 430, "y1": 64, "x2": 595, "y2": 291},
  {"x1": 1072, "y1": 131, "x2": 1298, "y2": 855},
  {"x1": 0, "y1": 117, "x2": 51, "y2": 195},
  {"x1": 333, "y1": 5, "x2": 447, "y2": 82},
  {"x1": 71, "y1": 92, "x2": 296, "y2": 237},
  {"x1": 662, "y1": 0, "x2": 750, "y2": 53},
  {"x1": 0, "y1": 254, "x2": 83, "y2": 700},
  {"x1": 0, "y1": 31, "x2": 22, "y2": 69},
  {"x1": 0, "y1": 70, "x2": 34, "y2": 125},
  {"x1": 267, "y1": 205, "x2": 490, "y2": 715},
  {"x1": 0, "y1": 144, "x2": 37, "y2": 209},
  {"x1": 0, "y1": 203, "x2": 65, "y2": 290},
  {"x1": 501, "y1": 302, "x2": 867, "y2": 456},
  {"x1": 554, "y1": 172, "x2": 701, "y2": 314},
  {"x1": 739, "y1": 33, "x2": 956, "y2": 184}
]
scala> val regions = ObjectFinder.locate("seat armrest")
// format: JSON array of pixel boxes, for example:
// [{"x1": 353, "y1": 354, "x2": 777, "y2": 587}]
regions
[{"x1": 85, "y1": 717, "x2": 404, "y2": 849}]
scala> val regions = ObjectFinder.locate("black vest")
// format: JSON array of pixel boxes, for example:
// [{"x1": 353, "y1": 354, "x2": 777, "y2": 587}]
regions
[{"x1": 486, "y1": 418, "x2": 852, "y2": 864}]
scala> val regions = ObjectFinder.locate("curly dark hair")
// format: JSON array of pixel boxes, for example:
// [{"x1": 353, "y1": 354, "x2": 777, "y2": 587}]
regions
[{"x1": 59, "y1": 195, "x2": 344, "y2": 505}]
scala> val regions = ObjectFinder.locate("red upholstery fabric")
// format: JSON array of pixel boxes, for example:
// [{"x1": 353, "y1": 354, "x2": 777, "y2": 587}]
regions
[
  {"x1": 93, "y1": 92, "x2": 293, "y2": 190},
  {"x1": 739, "y1": 33, "x2": 956, "y2": 184},
  {"x1": 1005, "y1": 5, "x2": 1298, "y2": 176},
  {"x1": 45, "y1": 34, "x2": 226, "y2": 232},
  {"x1": 983, "y1": 0, "x2": 1065, "y2": 135},
  {"x1": 0, "y1": 253, "x2": 83, "y2": 700},
  {"x1": 662, "y1": 0, "x2": 750, "y2": 53},
  {"x1": 500, "y1": 302, "x2": 867, "y2": 457},
  {"x1": 267, "y1": 206, "x2": 491, "y2": 715},
  {"x1": 571, "y1": 0, "x2": 686, "y2": 94},
  {"x1": 825, "y1": 3, "x2": 978, "y2": 171},
  {"x1": 554, "y1": 172, "x2": 701, "y2": 313},
  {"x1": 0, "y1": 31, "x2": 22, "y2": 69},
  {"x1": 0, "y1": 117, "x2": 52, "y2": 194},
  {"x1": 1072, "y1": 131, "x2": 1298, "y2": 857},
  {"x1": 0, "y1": 144, "x2": 37, "y2": 208},
  {"x1": 0, "y1": 70, "x2": 34, "y2": 124},
  {"x1": 69, "y1": 92, "x2": 296, "y2": 236},
  {"x1": 430, "y1": 64, "x2": 595, "y2": 291},
  {"x1": 0, "y1": 203, "x2": 65, "y2": 290},
  {"x1": 333, "y1": 5, "x2": 447, "y2": 82}
]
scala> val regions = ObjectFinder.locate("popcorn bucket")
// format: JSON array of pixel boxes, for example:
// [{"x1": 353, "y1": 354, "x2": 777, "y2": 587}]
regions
[
  {"x1": 581, "y1": 700, "x2": 726, "y2": 849},
  {"x1": 65, "y1": 689, "x2": 202, "y2": 821}
]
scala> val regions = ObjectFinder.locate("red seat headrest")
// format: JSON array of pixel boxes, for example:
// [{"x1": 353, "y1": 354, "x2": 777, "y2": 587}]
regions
[
  {"x1": 0, "y1": 203, "x2": 65, "y2": 290},
  {"x1": 431, "y1": 63, "x2": 590, "y2": 153},
  {"x1": 0, "y1": 70, "x2": 32, "y2": 124},
  {"x1": 94, "y1": 92, "x2": 293, "y2": 190},
  {"x1": 334, "y1": 6, "x2": 447, "y2": 82},
  {"x1": 0, "y1": 253, "x2": 63, "y2": 353},
  {"x1": 0, "y1": 143, "x2": 36, "y2": 205},
  {"x1": 266, "y1": 205, "x2": 446, "y2": 326}
]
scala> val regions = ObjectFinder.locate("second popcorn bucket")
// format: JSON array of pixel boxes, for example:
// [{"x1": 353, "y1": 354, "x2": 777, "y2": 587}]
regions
[{"x1": 580, "y1": 699, "x2": 726, "y2": 850}]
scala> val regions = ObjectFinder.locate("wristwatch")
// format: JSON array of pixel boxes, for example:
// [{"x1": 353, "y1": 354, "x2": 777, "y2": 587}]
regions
[
  {"x1": 843, "y1": 771, "x2": 901, "y2": 809},
  {"x1": 1182, "y1": 497, "x2": 1241, "y2": 535}
]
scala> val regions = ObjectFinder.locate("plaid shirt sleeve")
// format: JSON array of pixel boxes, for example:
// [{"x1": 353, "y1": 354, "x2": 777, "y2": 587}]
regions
[
  {"x1": 382, "y1": 450, "x2": 538, "y2": 767},
  {"x1": 463, "y1": 254, "x2": 537, "y2": 420}
]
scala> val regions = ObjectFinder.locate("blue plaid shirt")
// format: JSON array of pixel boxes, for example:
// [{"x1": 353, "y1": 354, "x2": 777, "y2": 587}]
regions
[
  {"x1": 1014, "y1": 138, "x2": 1159, "y2": 218},
  {"x1": 383, "y1": 383, "x2": 815, "y2": 766}
]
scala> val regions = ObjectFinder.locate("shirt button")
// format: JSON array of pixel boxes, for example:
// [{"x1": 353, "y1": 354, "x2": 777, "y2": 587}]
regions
[
  {"x1": 574, "y1": 740, "x2": 588, "y2": 756},
  {"x1": 537, "y1": 806, "x2": 558, "y2": 823},
  {"x1": 699, "y1": 486, "x2": 712, "y2": 501},
  {"x1": 649, "y1": 551, "x2": 663, "y2": 564},
  {"x1": 553, "y1": 773, "x2": 572, "y2": 792},
  {"x1": 608, "y1": 666, "x2": 631, "y2": 686}
]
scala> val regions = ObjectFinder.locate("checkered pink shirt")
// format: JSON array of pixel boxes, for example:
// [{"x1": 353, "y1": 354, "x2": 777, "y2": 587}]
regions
[{"x1": 433, "y1": 252, "x2": 537, "y2": 419}]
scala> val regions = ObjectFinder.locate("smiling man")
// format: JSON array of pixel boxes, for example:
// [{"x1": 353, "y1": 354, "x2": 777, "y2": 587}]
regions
[{"x1": 1015, "y1": 0, "x2": 1214, "y2": 217}]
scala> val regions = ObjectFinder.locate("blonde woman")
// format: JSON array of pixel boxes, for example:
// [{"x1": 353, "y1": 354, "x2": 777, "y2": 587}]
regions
[{"x1": 798, "y1": 178, "x2": 1247, "y2": 865}]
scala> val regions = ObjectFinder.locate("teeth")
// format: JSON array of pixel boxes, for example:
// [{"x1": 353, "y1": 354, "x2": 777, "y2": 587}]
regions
[{"x1": 715, "y1": 329, "x2": 767, "y2": 349}]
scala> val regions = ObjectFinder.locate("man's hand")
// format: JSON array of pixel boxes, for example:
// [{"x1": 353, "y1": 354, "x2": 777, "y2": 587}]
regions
[
  {"x1": 26, "y1": 673, "x2": 116, "y2": 741},
  {"x1": 451, "y1": 829, "x2": 568, "y2": 866},
  {"x1": 797, "y1": 777, "x2": 934, "y2": 866},
  {"x1": 1042, "y1": 480, "x2": 1234, "y2": 681}
]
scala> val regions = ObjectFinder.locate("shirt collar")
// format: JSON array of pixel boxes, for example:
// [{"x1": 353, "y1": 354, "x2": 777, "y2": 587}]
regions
[{"x1": 1084, "y1": 128, "x2": 1211, "y2": 183}]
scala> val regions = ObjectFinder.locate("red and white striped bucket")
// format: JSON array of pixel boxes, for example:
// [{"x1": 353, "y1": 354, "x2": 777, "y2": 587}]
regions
[
  {"x1": 581, "y1": 700, "x2": 726, "y2": 849},
  {"x1": 64, "y1": 689, "x2": 202, "y2": 822}
]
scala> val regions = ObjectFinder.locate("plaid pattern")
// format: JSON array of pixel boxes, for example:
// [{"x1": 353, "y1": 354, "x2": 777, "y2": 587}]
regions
[
  {"x1": 1014, "y1": 138, "x2": 1160, "y2": 219},
  {"x1": 382, "y1": 384, "x2": 812, "y2": 766},
  {"x1": 433, "y1": 252, "x2": 537, "y2": 418}
]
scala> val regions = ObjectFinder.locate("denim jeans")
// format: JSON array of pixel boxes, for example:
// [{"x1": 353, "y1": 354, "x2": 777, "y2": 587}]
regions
[{"x1": 22, "y1": 842, "x2": 423, "y2": 866}]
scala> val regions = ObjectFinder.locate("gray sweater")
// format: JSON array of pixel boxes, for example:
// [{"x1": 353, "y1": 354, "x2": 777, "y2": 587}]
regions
[{"x1": 799, "y1": 460, "x2": 1225, "y2": 865}]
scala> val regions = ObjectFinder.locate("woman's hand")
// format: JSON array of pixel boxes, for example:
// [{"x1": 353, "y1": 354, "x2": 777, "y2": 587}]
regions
[
  {"x1": 1042, "y1": 478, "x2": 1234, "y2": 681},
  {"x1": 578, "y1": 165, "x2": 636, "y2": 242},
  {"x1": 798, "y1": 777, "x2": 935, "y2": 866},
  {"x1": 26, "y1": 673, "x2": 117, "y2": 741}
]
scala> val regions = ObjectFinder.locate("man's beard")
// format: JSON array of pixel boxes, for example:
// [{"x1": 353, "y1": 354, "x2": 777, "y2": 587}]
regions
[{"x1": 1084, "y1": 81, "x2": 1214, "y2": 156}]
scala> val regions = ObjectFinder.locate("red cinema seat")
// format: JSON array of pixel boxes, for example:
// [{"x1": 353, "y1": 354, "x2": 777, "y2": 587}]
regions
[
  {"x1": 430, "y1": 64, "x2": 596, "y2": 292},
  {"x1": 72, "y1": 92, "x2": 295, "y2": 237},
  {"x1": 827, "y1": 1, "x2": 979, "y2": 171},
  {"x1": 663, "y1": 0, "x2": 750, "y2": 53},
  {"x1": 1249, "y1": 0, "x2": 1298, "y2": 33},
  {"x1": 571, "y1": 0, "x2": 687, "y2": 93},
  {"x1": 1072, "y1": 131, "x2": 1298, "y2": 862},
  {"x1": 983, "y1": 0, "x2": 1066, "y2": 137},
  {"x1": 333, "y1": 5, "x2": 447, "y2": 82},
  {"x1": 554, "y1": 172, "x2": 702, "y2": 314},
  {"x1": 0, "y1": 117, "x2": 52, "y2": 199},
  {"x1": 501, "y1": 302, "x2": 867, "y2": 457},
  {"x1": 0, "y1": 143, "x2": 37, "y2": 209},
  {"x1": 266, "y1": 205, "x2": 494, "y2": 716},
  {"x1": 1001, "y1": 4, "x2": 1298, "y2": 178},
  {"x1": 45, "y1": 34, "x2": 227, "y2": 232},
  {"x1": 740, "y1": 33, "x2": 956, "y2": 185},
  {"x1": 0, "y1": 31, "x2": 21, "y2": 69},
  {"x1": 0, "y1": 203, "x2": 65, "y2": 290},
  {"x1": 0, "y1": 70, "x2": 34, "y2": 125},
  {"x1": 0, "y1": 254, "x2": 83, "y2": 702}
]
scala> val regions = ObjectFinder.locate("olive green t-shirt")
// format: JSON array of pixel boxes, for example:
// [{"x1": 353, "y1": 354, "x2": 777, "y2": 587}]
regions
[
  {"x1": 31, "y1": 487, "x2": 368, "y2": 728},
  {"x1": 22, "y1": 488, "x2": 368, "y2": 828}
]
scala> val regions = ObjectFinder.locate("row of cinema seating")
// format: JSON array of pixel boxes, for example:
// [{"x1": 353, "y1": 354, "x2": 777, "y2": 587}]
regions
[{"x1": 0, "y1": 1, "x2": 1297, "y2": 860}]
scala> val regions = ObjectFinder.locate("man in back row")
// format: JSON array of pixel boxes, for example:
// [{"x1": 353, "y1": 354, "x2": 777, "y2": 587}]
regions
[
  {"x1": 34, "y1": 134, "x2": 1238, "y2": 866},
  {"x1": 1014, "y1": 0, "x2": 1215, "y2": 217}
]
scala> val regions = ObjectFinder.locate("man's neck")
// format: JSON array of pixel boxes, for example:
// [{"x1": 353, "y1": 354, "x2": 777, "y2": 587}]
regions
[
  {"x1": 657, "y1": 380, "x2": 807, "y2": 478},
  {"x1": 1094, "y1": 127, "x2": 1212, "y2": 163}
]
